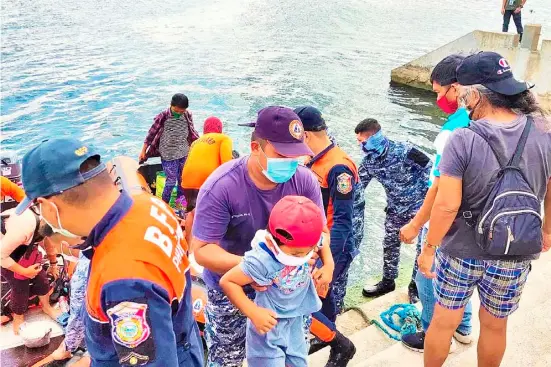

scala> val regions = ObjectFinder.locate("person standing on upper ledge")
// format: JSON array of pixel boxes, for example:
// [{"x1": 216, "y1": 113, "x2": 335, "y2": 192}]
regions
[
  {"x1": 353, "y1": 118, "x2": 432, "y2": 303},
  {"x1": 502, "y1": 0, "x2": 527, "y2": 42}
]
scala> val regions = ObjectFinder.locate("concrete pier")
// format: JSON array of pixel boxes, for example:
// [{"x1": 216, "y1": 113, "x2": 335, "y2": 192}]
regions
[{"x1": 391, "y1": 25, "x2": 551, "y2": 111}]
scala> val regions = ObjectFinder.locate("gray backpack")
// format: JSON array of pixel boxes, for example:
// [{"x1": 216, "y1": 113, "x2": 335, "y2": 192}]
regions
[{"x1": 462, "y1": 117, "x2": 543, "y2": 256}]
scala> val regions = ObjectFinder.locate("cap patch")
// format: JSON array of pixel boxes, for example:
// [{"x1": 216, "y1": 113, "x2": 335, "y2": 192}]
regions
[
  {"x1": 497, "y1": 58, "x2": 511, "y2": 75},
  {"x1": 289, "y1": 120, "x2": 304, "y2": 140},
  {"x1": 337, "y1": 173, "x2": 353, "y2": 194},
  {"x1": 75, "y1": 146, "x2": 89, "y2": 156}
]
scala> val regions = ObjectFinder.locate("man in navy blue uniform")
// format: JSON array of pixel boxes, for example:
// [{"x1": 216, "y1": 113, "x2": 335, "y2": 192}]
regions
[
  {"x1": 15, "y1": 138, "x2": 204, "y2": 367},
  {"x1": 353, "y1": 119, "x2": 431, "y2": 302}
]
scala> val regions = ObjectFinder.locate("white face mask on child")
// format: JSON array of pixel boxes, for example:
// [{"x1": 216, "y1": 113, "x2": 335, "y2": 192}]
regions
[{"x1": 265, "y1": 232, "x2": 315, "y2": 267}]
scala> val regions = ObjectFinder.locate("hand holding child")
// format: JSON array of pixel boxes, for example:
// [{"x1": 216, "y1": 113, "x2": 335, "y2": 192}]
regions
[{"x1": 249, "y1": 306, "x2": 278, "y2": 335}]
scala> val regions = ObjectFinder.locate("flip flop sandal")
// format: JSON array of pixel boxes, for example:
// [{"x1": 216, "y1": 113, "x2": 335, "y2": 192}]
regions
[{"x1": 55, "y1": 312, "x2": 70, "y2": 327}]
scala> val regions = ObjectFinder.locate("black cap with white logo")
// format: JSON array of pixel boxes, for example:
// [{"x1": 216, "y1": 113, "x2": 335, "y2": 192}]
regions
[{"x1": 456, "y1": 51, "x2": 532, "y2": 96}]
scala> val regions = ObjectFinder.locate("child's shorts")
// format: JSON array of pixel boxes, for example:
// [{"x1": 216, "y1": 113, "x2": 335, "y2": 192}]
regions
[{"x1": 246, "y1": 316, "x2": 307, "y2": 367}]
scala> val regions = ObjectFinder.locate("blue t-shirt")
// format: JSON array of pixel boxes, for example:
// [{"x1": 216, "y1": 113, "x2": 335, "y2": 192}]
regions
[
  {"x1": 428, "y1": 108, "x2": 470, "y2": 187},
  {"x1": 240, "y1": 230, "x2": 322, "y2": 318}
]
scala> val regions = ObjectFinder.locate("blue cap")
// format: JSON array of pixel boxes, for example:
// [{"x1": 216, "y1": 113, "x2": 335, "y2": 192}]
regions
[
  {"x1": 293, "y1": 106, "x2": 327, "y2": 132},
  {"x1": 15, "y1": 138, "x2": 106, "y2": 215}
]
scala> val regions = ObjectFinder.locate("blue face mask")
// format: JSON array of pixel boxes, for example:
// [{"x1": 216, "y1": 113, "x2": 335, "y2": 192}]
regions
[
  {"x1": 258, "y1": 147, "x2": 299, "y2": 184},
  {"x1": 361, "y1": 131, "x2": 388, "y2": 157}
]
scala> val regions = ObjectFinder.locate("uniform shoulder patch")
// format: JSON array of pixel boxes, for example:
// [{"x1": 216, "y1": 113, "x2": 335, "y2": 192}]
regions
[
  {"x1": 336, "y1": 173, "x2": 353, "y2": 194},
  {"x1": 107, "y1": 302, "x2": 151, "y2": 349}
]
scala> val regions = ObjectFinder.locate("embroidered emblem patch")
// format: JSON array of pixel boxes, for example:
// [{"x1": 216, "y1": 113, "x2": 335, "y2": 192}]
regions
[
  {"x1": 289, "y1": 120, "x2": 304, "y2": 140},
  {"x1": 107, "y1": 302, "x2": 151, "y2": 349},
  {"x1": 74, "y1": 146, "x2": 88, "y2": 156},
  {"x1": 337, "y1": 173, "x2": 353, "y2": 195}
]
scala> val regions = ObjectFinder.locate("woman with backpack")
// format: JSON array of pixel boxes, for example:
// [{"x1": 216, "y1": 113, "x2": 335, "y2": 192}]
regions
[{"x1": 418, "y1": 51, "x2": 551, "y2": 367}]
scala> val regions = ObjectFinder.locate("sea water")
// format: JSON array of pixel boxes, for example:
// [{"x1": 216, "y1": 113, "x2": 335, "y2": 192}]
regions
[{"x1": 2, "y1": 0, "x2": 550, "y2": 291}]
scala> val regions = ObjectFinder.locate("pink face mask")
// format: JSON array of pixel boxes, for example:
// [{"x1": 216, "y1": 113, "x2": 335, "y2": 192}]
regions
[{"x1": 436, "y1": 87, "x2": 459, "y2": 114}]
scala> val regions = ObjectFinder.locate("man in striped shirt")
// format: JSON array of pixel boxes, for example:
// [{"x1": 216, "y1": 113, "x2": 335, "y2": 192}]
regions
[{"x1": 140, "y1": 94, "x2": 199, "y2": 204}]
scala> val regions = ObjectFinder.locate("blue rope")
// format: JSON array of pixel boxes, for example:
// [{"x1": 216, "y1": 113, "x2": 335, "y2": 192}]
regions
[{"x1": 371, "y1": 303, "x2": 421, "y2": 341}]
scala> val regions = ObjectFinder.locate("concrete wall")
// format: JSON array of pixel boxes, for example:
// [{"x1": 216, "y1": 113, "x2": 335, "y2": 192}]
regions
[{"x1": 391, "y1": 25, "x2": 551, "y2": 111}]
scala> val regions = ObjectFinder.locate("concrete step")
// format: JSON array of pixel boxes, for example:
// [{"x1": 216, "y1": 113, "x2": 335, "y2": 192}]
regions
[
  {"x1": 308, "y1": 284, "x2": 411, "y2": 365},
  {"x1": 308, "y1": 324, "x2": 395, "y2": 366},
  {"x1": 353, "y1": 251, "x2": 551, "y2": 367}
]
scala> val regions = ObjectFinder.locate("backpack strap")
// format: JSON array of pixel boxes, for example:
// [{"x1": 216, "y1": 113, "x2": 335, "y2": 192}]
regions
[
  {"x1": 467, "y1": 126, "x2": 505, "y2": 168},
  {"x1": 29, "y1": 211, "x2": 43, "y2": 244},
  {"x1": 0, "y1": 213, "x2": 9, "y2": 235},
  {"x1": 507, "y1": 116, "x2": 533, "y2": 168}
]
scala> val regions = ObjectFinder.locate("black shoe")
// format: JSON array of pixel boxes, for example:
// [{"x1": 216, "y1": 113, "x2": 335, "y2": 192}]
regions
[
  {"x1": 362, "y1": 278, "x2": 396, "y2": 298},
  {"x1": 408, "y1": 281, "x2": 419, "y2": 304},
  {"x1": 309, "y1": 338, "x2": 329, "y2": 354},
  {"x1": 402, "y1": 331, "x2": 425, "y2": 352},
  {"x1": 325, "y1": 331, "x2": 356, "y2": 367}
]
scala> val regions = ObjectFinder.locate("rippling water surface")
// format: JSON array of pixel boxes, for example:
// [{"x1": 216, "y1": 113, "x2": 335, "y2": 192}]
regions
[{"x1": 2, "y1": 0, "x2": 550, "y2": 287}]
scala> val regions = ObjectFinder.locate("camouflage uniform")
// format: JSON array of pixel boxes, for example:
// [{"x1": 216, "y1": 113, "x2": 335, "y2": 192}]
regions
[
  {"x1": 205, "y1": 288, "x2": 311, "y2": 367},
  {"x1": 353, "y1": 140, "x2": 431, "y2": 281},
  {"x1": 64, "y1": 252, "x2": 90, "y2": 352}
]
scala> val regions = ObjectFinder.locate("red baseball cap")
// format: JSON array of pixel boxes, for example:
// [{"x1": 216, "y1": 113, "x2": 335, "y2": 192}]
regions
[{"x1": 268, "y1": 196, "x2": 324, "y2": 248}]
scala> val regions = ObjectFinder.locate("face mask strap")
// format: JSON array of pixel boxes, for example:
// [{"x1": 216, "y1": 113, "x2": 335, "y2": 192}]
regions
[{"x1": 40, "y1": 201, "x2": 79, "y2": 238}]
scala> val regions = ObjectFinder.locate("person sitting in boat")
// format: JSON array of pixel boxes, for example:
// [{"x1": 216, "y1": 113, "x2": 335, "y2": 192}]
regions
[
  {"x1": 31, "y1": 238, "x2": 92, "y2": 367},
  {"x1": 0, "y1": 208, "x2": 69, "y2": 334},
  {"x1": 181, "y1": 116, "x2": 234, "y2": 243}
]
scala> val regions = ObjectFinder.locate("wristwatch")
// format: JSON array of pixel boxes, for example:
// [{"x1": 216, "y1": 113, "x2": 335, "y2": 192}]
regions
[{"x1": 423, "y1": 236, "x2": 439, "y2": 250}]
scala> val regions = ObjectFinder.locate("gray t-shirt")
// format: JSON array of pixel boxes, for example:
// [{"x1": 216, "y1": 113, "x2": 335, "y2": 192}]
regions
[
  {"x1": 439, "y1": 115, "x2": 551, "y2": 260},
  {"x1": 159, "y1": 114, "x2": 190, "y2": 161}
]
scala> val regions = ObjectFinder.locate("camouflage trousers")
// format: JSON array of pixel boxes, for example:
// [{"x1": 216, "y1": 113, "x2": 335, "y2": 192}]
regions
[
  {"x1": 65, "y1": 253, "x2": 90, "y2": 352},
  {"x1": 383, "y1": 212, "x2": 422, "y2": 281},
  {"x1": 205, "y1": 288, "x2": 311, "y2": 367}
]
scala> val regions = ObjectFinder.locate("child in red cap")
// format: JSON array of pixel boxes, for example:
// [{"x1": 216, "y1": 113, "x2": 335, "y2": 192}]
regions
[{"x1": 220, "y1": 195, "x2": 324, "y2": 367}]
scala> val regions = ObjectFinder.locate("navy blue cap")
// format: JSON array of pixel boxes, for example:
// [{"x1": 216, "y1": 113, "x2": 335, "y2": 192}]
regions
[
  {"x1": 293, "y1": 106, "x2": 327, "y2": 132},
  {"x1": 238, "y1": 106, "x2": 313, "y2": 157},
  {"x1": 456, "y1": 52, "x2": 530, "y2": 96},
  {"x1": 15, "y1": 138, "x2": 106, "y2": 215}
]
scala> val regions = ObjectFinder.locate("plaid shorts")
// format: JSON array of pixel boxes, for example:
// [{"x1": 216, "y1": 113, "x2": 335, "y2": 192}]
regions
[{"x1": 434, "y1": 251, "x2": 531, "y2": 318}]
